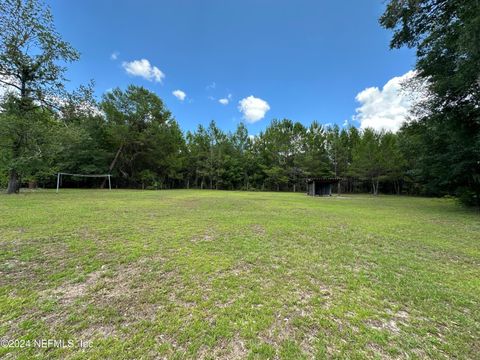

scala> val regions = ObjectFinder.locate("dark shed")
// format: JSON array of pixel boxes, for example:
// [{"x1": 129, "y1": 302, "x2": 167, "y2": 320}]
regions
[{"x1": 306, "y1": 177, "x2": 341, "y2": 196}]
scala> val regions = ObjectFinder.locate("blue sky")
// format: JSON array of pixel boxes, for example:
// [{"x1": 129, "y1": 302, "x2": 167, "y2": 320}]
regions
[{"x1": 49, "y1": 0, "x2": 416, "y2": 133}]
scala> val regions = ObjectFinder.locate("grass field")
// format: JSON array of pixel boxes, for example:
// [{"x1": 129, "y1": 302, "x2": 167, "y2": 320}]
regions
[{"x1": 0, "y1": 190, "x2": 479, "y2": 359}]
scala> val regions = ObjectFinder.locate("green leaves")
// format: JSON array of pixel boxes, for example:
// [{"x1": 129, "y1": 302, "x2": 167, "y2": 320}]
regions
[
  {"x1": 99, "y1": 85, "x2": 183, "y2": 187},
  {"x1": 0, "y1": 0, "x2": 79, "y2": 108},
  {"x1": 0, "y1": 0, "x2": 85, "y2": 192},
  {"x1": 381, "y1": 0, "x2": 480, "y2": 206}
]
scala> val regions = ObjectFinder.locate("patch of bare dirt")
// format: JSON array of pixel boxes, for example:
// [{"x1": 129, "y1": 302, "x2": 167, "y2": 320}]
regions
[
  {"x1": 191, "y1": 231, "x2": 216, "y2": 243},
  {"x1": 261, "y1": 313, "x2": 297, "y2": 345},
  {"x1": 90, "y1": 259, "x2": 171, "y2": 322},
  {"x1": 260, "y1": 311, "x2": 316, "y2": 358},
  {"x1": 1, "y1": 240, "x2": 71, "y2": 287},
  {"x1": 78, "y1": 324, "x2": 117, "y2": 340},
  {"x1": 251, "y1": 224, "x2": 266, "y2": 236},
  {"x1": 366, "y1": 318, "x2": 401, "y2": 333},
  {"x1": 379, "y1": 309, "x2": 411, "y2": 332},
  {"x1": 229, "y1": 261, "x2": 253, "y2": 277},
  {"x1": 303, "y1": 277, "x2": 336, "y2": 309},
  {"x1": 37, "y1": 256, "x2": 170, "y2": 341},
  {"x1": 365, "y1": 310, "x2": 411, "y2": 335},
  {"x1": 76, "y1": 226, "x2": 101, "y2": 241},
  {"x1": 259, "y1": 286, "x2": 319, "y2": 358},
  {"x1": 49, "y1": 270, "x2": 105, "y2": 305},
  {"x1": 331, "y1": 317, "x2": 359, "y2": 334},
  {"x1": 366, "y1": 343, "x2": 395, "y2": 359},
  {"x1": 197, "y1": 335, "x2": 248, "y2": 360}
]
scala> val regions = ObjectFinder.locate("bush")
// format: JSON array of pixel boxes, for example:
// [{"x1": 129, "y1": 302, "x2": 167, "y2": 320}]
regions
[
  {"x1": 456, "y1": 187, "x2": 480, "y2": 208},
  {"x1": 0, "y1": 171, "x2": 7, "y2": 190}
]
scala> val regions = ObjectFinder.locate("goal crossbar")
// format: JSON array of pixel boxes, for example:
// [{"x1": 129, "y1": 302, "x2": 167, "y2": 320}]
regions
[{"x1": 56, "y1": 172, "x2": 112, "y2": 193}]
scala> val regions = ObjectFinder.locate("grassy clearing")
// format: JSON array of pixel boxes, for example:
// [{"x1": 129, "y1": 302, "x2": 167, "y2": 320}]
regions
[{"x1": 0, "y1": 190, "x2": 479, "y2": 359}]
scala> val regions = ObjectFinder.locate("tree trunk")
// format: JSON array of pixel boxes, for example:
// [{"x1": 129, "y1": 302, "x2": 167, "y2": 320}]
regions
[
  {"x1": 372, "y1": 178, "x2": 379, "y2": 196},
  {"x1": 101, "y1": 144, "x2": 123, "y2": 188},
  {"x1": 7, "y1": 169, "x2": 20, "y2": 194},
  {"x1": 393, "y1": 180, "x2": 398, "y2": 195}
]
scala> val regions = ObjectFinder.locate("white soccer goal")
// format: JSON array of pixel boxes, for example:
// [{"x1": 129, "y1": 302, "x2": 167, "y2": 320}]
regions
[{"x1": 56, "y1": 173, "x2": 112, "y2": 193}]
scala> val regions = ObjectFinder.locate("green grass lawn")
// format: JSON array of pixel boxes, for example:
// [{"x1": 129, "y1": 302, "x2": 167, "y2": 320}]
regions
[{"x1": 0, "y1": 190, "x2": 479, "y2": 359}]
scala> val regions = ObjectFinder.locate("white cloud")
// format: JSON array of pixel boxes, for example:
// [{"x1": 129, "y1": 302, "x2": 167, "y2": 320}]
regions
[
  {"x1": 238, "y1": 96, "x2": 270, "y2": 123},
  {"x1": 122, "y1": 59, "x2": 165, "y2": 83},
  {"x1": 110, "y1": 51, "x2": 119, "y2": 60},
  {"x1": 353, "y1": 70, "x2": 424, "y2": 132},
  {"x1": 172, "y1": 89, "x2": 186, "y2": 101},
  {"x1": 0, "y1": 76, "x2": 104, "y2": 118},
  {"x1": 0, "y1": 84, "x2": 8, "y2": 100},
  {"x1": 219, "y1": 98, "x2": 229, "y2": 105},
  {"x1": 0, "y1": 75, "x2": 20, "y2": 100},
  {"x1": 206, "y1": 82, "x2": 216, "y2": 90}
]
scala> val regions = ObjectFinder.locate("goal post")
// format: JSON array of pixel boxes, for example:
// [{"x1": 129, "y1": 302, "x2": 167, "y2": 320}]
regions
[{"x1": 56, "y1": 173, "x2": 112, "y2": 193}]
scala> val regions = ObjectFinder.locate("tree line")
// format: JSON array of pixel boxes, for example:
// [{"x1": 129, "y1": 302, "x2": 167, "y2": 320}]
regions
[
  {"x1": 0, "y1": 83, "x2": 451, "y2": 196},
  {"x1": 0, "y1": 0, "x2": 478, "y2": 206}
]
